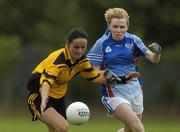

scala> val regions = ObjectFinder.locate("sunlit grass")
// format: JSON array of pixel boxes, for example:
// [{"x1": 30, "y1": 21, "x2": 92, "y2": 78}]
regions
[{"x1": 0, "y1": 116, "x2": 180, "y2": 132}]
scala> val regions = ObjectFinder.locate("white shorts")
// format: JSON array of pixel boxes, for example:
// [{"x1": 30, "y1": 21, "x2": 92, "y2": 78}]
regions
[{"x1": 102, "y1": 93, "x2": 144, "y2": 116}]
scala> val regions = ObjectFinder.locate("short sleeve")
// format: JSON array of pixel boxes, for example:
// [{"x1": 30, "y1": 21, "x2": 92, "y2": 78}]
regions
[{"x1": 133, "y1": 35, "x2": 149, "y2": 56}]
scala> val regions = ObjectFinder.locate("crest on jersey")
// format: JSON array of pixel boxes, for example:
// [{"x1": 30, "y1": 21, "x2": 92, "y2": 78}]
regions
[
  {"x1": 105, "y1": 46, "x2": 112, "y2": 53},
  {"x1": 125, "y1": 43, "x2": 133, "y2": 48}
]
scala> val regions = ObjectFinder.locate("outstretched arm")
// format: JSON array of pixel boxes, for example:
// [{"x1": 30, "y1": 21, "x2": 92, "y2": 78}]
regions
[
  {"x1": 40, "y1": 83, "x2": 50, "y2": 115},
  {"x1": 104, "y1": 70, "x2": 140, "y2": 86},
  {"x1": 145, "y1": 42, "x2": 161, "y2": 63}
]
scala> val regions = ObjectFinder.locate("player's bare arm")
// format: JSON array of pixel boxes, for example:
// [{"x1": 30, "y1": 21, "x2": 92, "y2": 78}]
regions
[
  {"x1": 40, "y1": 83, "x2": 50, "y2": 115},
  {"x1": 145, "y1": 42, "x2": 161, "y2": 63}
]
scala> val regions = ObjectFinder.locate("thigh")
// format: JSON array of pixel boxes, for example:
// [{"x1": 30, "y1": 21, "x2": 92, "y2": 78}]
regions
[
  {"x1": 39, "y1": 107, "x2": 68, "y2": 131},
  {"x1": 102, "y1": 96, "x2": 130, "y2": 116},
  {"x1": 114, "y1": 103, "x2": 140, "y2": 128}
]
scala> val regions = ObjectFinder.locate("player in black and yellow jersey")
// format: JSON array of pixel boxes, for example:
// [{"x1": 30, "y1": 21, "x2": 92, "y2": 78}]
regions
[{"x1": 27, "y1": 28, "x2": 139, "y2": 132}]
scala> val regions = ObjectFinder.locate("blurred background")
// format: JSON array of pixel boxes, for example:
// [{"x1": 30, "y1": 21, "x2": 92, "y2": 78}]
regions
[{"x1": 0, "y1": 0, "x2": 180, "y2": 131}]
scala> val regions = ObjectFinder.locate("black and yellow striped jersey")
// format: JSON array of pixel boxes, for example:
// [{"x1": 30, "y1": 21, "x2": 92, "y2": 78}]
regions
[{"x1": 28, "y1": 45, "x2": 104, "y2": 99}]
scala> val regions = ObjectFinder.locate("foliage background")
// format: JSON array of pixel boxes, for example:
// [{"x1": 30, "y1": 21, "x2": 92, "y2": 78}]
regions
[{"x1": 0, "y1": 0, "x2": 180, "y2": 125}]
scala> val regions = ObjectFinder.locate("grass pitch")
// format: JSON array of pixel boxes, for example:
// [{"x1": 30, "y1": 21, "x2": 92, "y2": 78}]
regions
[{"x1": 0, "y1": 116, "x2": 180, "y2": 132}]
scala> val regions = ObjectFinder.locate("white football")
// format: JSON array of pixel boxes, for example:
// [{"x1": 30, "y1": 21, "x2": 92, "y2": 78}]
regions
[{"x1": 66, "y1": 102, "x2": 90, "y2": 125}]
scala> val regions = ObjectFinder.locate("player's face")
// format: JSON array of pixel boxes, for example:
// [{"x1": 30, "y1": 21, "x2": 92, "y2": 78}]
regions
[
  {"x1": 69, "y1": 38, "x2": 87, "y2": 60},
  {"x1": 108, "y1": 18, "x2": 128, "y2": 41}
]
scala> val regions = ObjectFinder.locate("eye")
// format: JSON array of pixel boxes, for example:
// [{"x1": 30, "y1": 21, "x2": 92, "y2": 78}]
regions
[
  {"x1": 74, "y1": 46, "x2": 80, "y2": 49},
  {"x1": 120, "y1": 26, "x2": 125, "y2": 29},
  {"x1": 112, "y1": 25, "x2": 118, "y2": 28},
  {"x1": 81, "y1": 46, "x2": 86, "y2": 49}
]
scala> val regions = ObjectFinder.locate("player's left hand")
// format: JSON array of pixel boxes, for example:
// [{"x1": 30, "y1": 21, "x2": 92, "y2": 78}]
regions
[
  {"x1": 148, "y1": 42, "x2": 162, "y2": 55},
  {"x1": 122, "y1": 72, "x2": 140, "y2": 83},
  {"x1": 104, "y1": 70, "x2": 140, "y2": 86}
]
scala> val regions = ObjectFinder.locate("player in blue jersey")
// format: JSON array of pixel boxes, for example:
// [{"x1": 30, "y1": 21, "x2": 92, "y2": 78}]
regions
[{"x1": 87, "y1": 8, "x2": 161, "y2": 132}]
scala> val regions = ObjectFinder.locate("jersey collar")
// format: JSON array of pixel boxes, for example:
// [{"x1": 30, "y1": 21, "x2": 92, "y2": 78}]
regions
[{"x1": 65, "y1": 44, "x2": 76, "y2": 64}]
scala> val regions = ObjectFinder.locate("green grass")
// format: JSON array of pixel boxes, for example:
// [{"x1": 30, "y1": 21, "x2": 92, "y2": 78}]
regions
[{"x1": 0, "y1": 116, "x2": 180, "y2": 132}]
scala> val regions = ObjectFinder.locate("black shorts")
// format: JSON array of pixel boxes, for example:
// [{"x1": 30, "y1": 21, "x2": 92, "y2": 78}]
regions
[{"x1": 27, "y1": 93, "x2": 66, "y2": 121}]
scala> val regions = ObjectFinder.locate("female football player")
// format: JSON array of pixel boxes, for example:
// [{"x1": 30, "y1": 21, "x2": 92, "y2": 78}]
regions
[
  {"x1": 87, "y1": 8, "x2": 161, "y2": 132},
  {"x1": 27, "y1": 27, "x2": 139, "y2": 132}
]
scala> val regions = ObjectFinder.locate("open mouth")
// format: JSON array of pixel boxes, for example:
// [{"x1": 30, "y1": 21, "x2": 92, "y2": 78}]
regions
[{"x1": 116, "y1": 35, "x2": 123, "y2": 39}]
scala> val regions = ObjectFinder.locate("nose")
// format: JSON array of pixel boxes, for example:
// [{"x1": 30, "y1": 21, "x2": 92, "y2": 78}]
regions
[
  {"x1": 78, "y1": 48, "x2": 83, "y2": 53},
  {"x1": 117, "y1": 27, "x2": 121, "y2": 33}
]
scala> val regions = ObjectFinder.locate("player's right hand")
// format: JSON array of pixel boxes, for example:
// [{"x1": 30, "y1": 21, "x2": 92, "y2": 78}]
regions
[{"x1": 104, "y1": 70, "x2": 121, "y2": 86}]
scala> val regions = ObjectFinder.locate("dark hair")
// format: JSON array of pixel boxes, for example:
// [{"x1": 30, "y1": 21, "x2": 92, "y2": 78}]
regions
[{"x1": 67, "y1": 28, "x2": 88, "y2": 43}]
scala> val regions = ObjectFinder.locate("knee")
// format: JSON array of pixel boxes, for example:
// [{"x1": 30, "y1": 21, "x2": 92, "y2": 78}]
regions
[
  {"x1": 134, "y1": 125, "x2": 144, "y2": 132},
  {"x1": 131, "y1": 121, "x2": 144, "y2": 132},
  {"x1": 60, "y1": 123, "x2": 68, "y2": 132},
  {"x1": 117, "y1": 128, "x2": 124, "y2": 132},
  {"x1": 55, "y1": 121, "x2": 69, "y2": 132}
]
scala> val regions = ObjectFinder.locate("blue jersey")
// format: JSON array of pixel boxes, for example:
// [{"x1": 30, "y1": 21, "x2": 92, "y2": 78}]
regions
[{"x1": 87, "y1": 32, "x2": 148, "y2": 98}]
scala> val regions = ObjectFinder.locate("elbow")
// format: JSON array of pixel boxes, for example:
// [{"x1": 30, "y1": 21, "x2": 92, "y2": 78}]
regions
[{"x1": 149, "y1": 54, "x2": 161, "y2": 63}]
